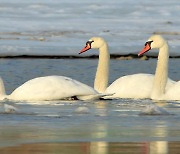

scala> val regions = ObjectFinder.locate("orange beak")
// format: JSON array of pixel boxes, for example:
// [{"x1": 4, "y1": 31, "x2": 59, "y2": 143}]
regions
[
  {"x1": 138, "y1": 43, "x2": 151, "y2": 56},
  {"x1": 79, "y1": 43, "x2": 91, "y2": 54}
]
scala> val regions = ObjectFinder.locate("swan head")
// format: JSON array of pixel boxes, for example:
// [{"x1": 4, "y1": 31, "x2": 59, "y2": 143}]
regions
[
  {"x1": 138, "y1": 35, "x2": 166, "y2": 56},
  {"x1": 79, "y1": 37, "x2": 107, "y2": 54}
]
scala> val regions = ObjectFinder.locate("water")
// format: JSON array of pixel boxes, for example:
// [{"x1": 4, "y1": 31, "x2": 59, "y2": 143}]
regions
[
  {"x1": 0, "y1": 0, "x2": 180, "y2": 56},
  {"x1": 0, "y1": 0, "x2": 180, "y2": 153},
  {"x1": 0, "y1": 59, "x2": 179, "y2": 153},
  {"x1": 0, "y1": 58, "x2": 179, "y2": 93}
]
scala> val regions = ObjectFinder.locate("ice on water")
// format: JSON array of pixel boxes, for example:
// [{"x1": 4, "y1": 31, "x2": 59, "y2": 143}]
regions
[
  {"x1": 140, "y1": 103, "x2": 171, "y2": 115},
  {"x1": 3, "y1": 103, "x2": 18, "y2": 113},
  {"x1": 0, "y1": 0, "x2": 179, "y2": 56}
]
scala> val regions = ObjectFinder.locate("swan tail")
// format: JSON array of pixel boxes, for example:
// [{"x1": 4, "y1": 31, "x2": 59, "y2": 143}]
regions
[
  {"x1": 0, "y1": 77, "x2": 6, "y2": 98},
  {"x1": 77, "y1": 93, "x2": 114, "y2": 101},
  {"x1": 102, "y1": 93, "x2": 117, "y2": 99}
]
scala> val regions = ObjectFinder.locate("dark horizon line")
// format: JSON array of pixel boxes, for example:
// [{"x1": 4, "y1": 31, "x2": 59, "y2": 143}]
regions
[{"x1": 0, "y1": 54, "x2": 179, "y2": 59}]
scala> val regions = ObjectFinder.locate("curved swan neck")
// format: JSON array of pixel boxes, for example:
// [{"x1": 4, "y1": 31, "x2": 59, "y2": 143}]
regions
[
  {"x1": 94, "y1": 42, "x2": 109, "y2": 93},
  {"x1": 0, "y1": 77, "x2": 6, "y2": 100},
  {"x1": 151, "y1": 42, "x2": 169, "y2": 99}
]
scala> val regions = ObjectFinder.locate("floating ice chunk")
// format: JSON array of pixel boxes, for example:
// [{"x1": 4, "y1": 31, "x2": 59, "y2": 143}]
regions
[
  {"x1": 4, "y1": 104, "x2": 18, "y2": 113},
  {"x1": 75, "y1": 107, "x2": 90, "y2": 114},
  {"x1": 140, "y1": 104, "x2": 170, "y2": 115}
]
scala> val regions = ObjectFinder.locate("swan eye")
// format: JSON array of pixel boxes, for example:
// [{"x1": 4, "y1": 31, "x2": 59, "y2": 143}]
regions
[
  {"x1": 145, "y1": 41, "x2": 153, "y2": 47},
  {"x1": 86, "y1": 40, "x2": 94, "y2": 47}
]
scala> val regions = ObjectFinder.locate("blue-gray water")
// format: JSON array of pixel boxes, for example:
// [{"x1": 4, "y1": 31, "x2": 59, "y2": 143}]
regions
[
  {"x1": 0, "y1": 59, "x2": 179, "y2": 153},
  {"x1": 0, "y1": 0, "x2": 180, "y2": 153}
]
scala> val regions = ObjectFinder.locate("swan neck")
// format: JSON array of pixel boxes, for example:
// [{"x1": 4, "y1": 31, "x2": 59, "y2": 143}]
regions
[
  {"x1": 94, "y1": 43, "x2": 109, "y2": 93},
  {"x1": 0, "y1": 77, "x2": 6, "y2": 100},
  {"x1": 151, "y1": 43, "x2": 169, "y2": 99}
]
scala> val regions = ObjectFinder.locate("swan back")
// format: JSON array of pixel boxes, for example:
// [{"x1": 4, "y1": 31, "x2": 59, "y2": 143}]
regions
[{"x1": 9, "y1": 76, "x2": 98, "y2": 101}]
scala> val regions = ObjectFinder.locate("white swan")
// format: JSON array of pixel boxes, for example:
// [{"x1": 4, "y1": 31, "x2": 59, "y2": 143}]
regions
[
  {"x1": 79, "y1": 37, "x2": 174, "y2": 99},
  {"x1": 138, "y1": 35, "x2": 180, "y2": 101},
  {"x1": 0, "y1": 75, "x2": 106, "y2": 101}
]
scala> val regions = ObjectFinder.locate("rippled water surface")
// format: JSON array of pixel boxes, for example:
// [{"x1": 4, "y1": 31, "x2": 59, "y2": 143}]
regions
[{"x1": 0, "y1": 59, "x2": 179, "y2": 153}]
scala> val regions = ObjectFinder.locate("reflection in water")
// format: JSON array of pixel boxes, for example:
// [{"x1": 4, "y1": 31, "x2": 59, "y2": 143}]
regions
[
  {"x1": 94, "y1": 101, "x2": 107, "y2": 116},
  {"x1": 153, "y1": 100, "x2": 168, "y2": 107},
  {"x1": 91, "y1": 101, "x2": 108, "y2": 154},
  {"x1": 0, "y1": 142, "x2": 180, "y2": 154},
  {"x1": 0, "y1": 99, "x2": 179, "y2": 153},
  {"x1": 90, "y1": 142, "x2": 108, "y2": 154},
  {"x1": 150, "y1": 141, "x2": 168, "y2": 154},
  {"x1": 149, "y1": 112, "x2": 168, "y2": 154}
]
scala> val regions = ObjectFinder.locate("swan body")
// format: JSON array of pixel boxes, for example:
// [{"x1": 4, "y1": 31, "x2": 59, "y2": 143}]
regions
[
  {"x1": 80, "y1": 37, "x2": 175, "y2": 99},
  {"x1": 165, "y1": 81, "x2": 180, "y2": 100},
  {"x1": 138, "y1": 35, "x2": 180, "y2": 101},
  {"x1": 105, "y1": 73, "x2": 174, "y2": 99},
  {"x1": 0, "y1": 76, "x2": 104, "y2": 101}
]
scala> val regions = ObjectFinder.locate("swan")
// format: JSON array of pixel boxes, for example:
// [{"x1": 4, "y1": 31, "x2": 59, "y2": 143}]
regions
[
  {"x1": 0, "y1": 76, "x2": 106, "y2": 102},
  {"x1": 138, "y1": 35, "x2": 180, "y2": 101},
  {"x1": 79, "y1": 37, "x2": 174, "y2": 99}
]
